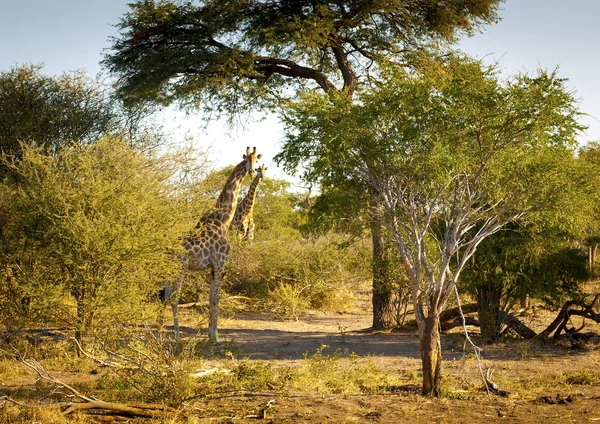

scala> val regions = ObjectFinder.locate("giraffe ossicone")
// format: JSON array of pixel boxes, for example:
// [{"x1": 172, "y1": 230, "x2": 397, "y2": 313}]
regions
[{"x1": 165, "y1": 146, "x2": 261, "y2": 343}]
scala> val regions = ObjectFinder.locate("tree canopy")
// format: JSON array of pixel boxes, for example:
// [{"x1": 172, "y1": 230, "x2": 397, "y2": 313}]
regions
[
  {"x1": 0, "y1": 65, "x2": 118, "y2": 159},
  {"x1": 104, "y1": 0, "x2": 502, "y2": 113}
]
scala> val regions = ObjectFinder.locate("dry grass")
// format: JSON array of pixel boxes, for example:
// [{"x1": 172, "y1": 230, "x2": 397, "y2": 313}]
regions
[{"x1": 3, "y1": 286, "x2": 600, "y2": 423}]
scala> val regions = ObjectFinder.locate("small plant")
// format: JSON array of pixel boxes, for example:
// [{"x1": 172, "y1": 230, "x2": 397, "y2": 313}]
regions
[
  {"x1": 517, "y1": 340, "x2": 532, "y2": 359},
  {"x1": 269, "y1": 282, "x2": 311, "y2": 320},
  {"x1": 564, "y1": 368, "x2": 600, "y2": 385},
  {"x1": 337, "y1": 323, "x2": 347, "y2": 343},
  {"x1": 291, "y1": 345, "x2": 396, "y2": 394}
]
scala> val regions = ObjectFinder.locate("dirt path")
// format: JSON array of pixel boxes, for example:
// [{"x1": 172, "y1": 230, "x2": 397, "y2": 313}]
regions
[{"x1": 216, "y1": 310, "x2": 423, "y2": 361}]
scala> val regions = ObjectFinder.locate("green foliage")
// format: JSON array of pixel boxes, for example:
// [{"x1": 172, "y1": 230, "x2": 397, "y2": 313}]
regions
[
  {"x1": 0, "y1": 64, "x2": 163, "y2": 167},
  {"x1": 269, "y1": 282, "x2": 311, "y2": 320},
  {"x1": 0, "y1": 138, "x2": 196, "y2": 338},
  {"x1": 279, "y1": 56, "x2": 585, "y2": 283},
  {"x1": 94, "y1": 329, "x2": 206, "y2": 407},
  {"x1": 104, "y1": 0, "x2": 502, "y2": 112},
  {"x1": 228, "y1": 228, "x2": 370, "y2": 315},
  {"x1": 277, "y1": 55, "x2": 586, "y2": 394},
  {"x1": 461, "y1": 144, "x2": 594, "y2": 342},
  {"x1": 292, "y1": 345, "x2": 393, "y2": 394},
  {"x1": 214, "y1": 169, "x2": 371, "y2": 315},
  {"x1": 0, "y1": 65, "x2": 114, "y2": 158}
]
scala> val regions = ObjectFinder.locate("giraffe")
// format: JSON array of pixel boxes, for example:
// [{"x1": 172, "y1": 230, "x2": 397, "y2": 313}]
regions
[
  {"x1": 165, "y1": 146, "x2": 261, "y2": 342},
  {"x1": 230, "y1": 164, "x2": 266, "y2": 241}
]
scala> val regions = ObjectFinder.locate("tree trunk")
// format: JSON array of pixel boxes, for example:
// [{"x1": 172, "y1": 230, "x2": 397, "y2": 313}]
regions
[
  {"x1": 590, "y1": 244, "x2": 594, "y2": 274},
  {"x1": 593, "y1": 244, "x2": 598, "y2": 275},
  {"x1": 476, "y1": 286, "x2": 502, "y2": 344},
  {"x1": 519, "y1": 293, "x2": 530, "y2": 310},
  {"x1": 371, "y1": 221, "x2": 395, "y2": 330},
  {"x1": 420, "y1": 311, "x2": 442, "y2": 396},
  {"x1": 75, "y1": 294, "x2": 86, "y2": 345}
]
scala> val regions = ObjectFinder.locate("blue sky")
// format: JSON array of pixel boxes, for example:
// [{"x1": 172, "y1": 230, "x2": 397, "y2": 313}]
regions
[{"x1": 1, "y1": 0, "x2": 599, "y2": 178}]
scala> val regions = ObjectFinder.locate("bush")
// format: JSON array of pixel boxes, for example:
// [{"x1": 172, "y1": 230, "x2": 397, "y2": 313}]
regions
[{"x1": 0, "y1": 138, "x2": 198, "y2": 339}]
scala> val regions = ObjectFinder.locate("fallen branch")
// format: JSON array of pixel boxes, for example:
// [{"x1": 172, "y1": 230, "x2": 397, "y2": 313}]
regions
[
  {"x1": 484, "y1": 369, "x2": 511, "y2": 397},
  {"x1": 0, "y1": 395, "x2": 28, "y2": 407},
  {"x1": 403, "y1": 303, "x2": 478, "y2": 329},
  {"x1": 440, "y1": 316, "x2": 479, "y2": 332},
  {"x1": 179, "y1": 295, "x2": 253, "y2": 309},
  {"x1": 502, "y1": 313, "x2": 538, "y2": 340},
  {"x1": 71, "y1": 337, "x2": 140, "y2": 371},
  {"x1": 13, "y1": 354, "x2": 179, "y2": 419},
  {"x1": 190, "y1": 367, "x2": 232, "y2": 378},
  {"x1": 439, "y1": 303, "x2": 478, "y2": 322},
  {"x1": 539, "y1": 294, "x2": 600, "y2": 340}
]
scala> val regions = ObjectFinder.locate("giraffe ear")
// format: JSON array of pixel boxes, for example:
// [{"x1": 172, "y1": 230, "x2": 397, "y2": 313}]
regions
[{"x1": 257, "y1": 154, "x2": 262, "y2": 159}]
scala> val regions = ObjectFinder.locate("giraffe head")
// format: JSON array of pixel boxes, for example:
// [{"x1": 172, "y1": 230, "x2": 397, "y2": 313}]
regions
[
  {"x1": 255, "y1": 164, "x2": 267, "y2": 179},
  {"x1": 243, "y1": 147, "x2": 262, "y2": 176}
]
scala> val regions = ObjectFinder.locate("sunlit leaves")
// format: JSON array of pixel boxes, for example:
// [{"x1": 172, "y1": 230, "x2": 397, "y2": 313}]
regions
[
  {"x1": 103, "y1": 0, "x2": 503, "y2": 115},
  {"x1": 0, "y1": 138, "x2": 194, "y2": 335}
]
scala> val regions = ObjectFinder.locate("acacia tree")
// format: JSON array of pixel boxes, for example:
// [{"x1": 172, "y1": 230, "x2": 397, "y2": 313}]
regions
[
  {"x1": 280, "y1": 57, "x2": 584, "y2": 395},
  {"x1": 460, "y1": 139, "x2": 595, "y2": 344},
  {"x1": 103, "y1": 0, "x2": 503, "y2": 329},
  {"x1": 0, "y1": 64, "x2": 155, "y2": 162}
]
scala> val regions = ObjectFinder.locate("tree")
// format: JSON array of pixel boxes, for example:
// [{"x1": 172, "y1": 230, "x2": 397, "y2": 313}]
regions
[
  {"x1": 0, "y1": 63, "x2": 171, "y2": 176},
  {"x1": 278, "y1": 56, "x2": 584, "y2": 395},
  {"x1": 306, "y1": 187, "x2": 412, "y2": 327},
  {"x1": 578, "y1": 141, "x2": 600, "y2": 274},
  {"x1": 0, "y1": 138, "x2": 193, "y2": 342},
  {"x1": 463, "y1": 222, "x2": 590, "y2": 344},
  {"x1": 103, "y1": 0, "x2": 504, "y2": 329},
  {"x1": 0, "y1": 65, "x2": 114, "y2": 159},
  {"x1": 460, "y1": 140, "x2": 595, "y2": 344}
]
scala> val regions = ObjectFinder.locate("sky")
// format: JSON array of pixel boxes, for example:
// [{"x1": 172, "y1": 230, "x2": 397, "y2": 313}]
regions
[{"x1": 1, "y1": 0, "x2": 599, "y2": 182}]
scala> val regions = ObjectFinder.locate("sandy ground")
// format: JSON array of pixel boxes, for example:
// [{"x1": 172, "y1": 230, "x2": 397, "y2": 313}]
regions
[{"x1": 167, "y1": 303, "x2": 600, "y2": 423}]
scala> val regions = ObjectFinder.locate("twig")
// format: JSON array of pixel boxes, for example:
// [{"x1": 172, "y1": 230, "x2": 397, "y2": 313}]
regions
[
  {"x1": 71, "y1": 338, "x2": 137, "y2": 370},
  {"x1": 0, "y1": 395, "x2": 28, "y2": 407},
  {"x1": 190, "y1": 367, "x2": 232, "y2": 378}
]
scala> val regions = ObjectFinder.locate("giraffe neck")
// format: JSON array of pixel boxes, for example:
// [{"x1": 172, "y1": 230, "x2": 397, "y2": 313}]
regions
[
  {"x1": 204, "y1": 161, "x2": 248, "y2": 227},
  {"x1": 238, "y1": 173, "x2": 262, "y2": 216}
]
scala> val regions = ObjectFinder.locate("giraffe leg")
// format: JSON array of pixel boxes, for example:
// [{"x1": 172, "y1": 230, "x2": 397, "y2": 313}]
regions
[
  {"x1": 157, "y1": 280, "x2": 172, "y2": 329},
  {"x1": 171, "y1": 275, "x2": 184, "y2": 340},
  {"x1": 208, "y1": 268, "x2": 223, "y2": 343},
  {"x1": 246, "y1": 218, "x2": 255, "y2": 241}
]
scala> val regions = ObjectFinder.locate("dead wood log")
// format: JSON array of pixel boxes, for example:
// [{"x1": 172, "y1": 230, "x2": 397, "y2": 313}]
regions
[
  {"x1": 439, "y1": 303, "x2": 478, "y2": 322},
  {"x1": 539, "y1": 294, "x2": 600, "y2": 339},
  {"x1": 484, "y1": 369, "x2": 511, "y2": 397},
  {"x1": 441, "y1": 316, "x2": 480, "y2": 332},
  {"x1": 403, "y1": 303, "x2": 479, "y2": 330},
  {"x1": 179, "y1": 295, "x2": 252, "y2": 309},
  {"x1": 14, "y1": 355, "x2": 180, "y2": 419},
  {"x1": 0, "y1": 395, "x2": 27, "y2": 407},
  {"x1": 502, "y1": 314, "x2": 538, "y2": 340}
]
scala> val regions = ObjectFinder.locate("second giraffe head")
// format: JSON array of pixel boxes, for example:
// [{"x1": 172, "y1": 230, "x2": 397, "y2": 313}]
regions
[
  {"x1": 243, "y1": 146, "x2": 262, "y2": 176},
  {"x1": 255, "y1": 164, "x2": 267, "y2": 178}
]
